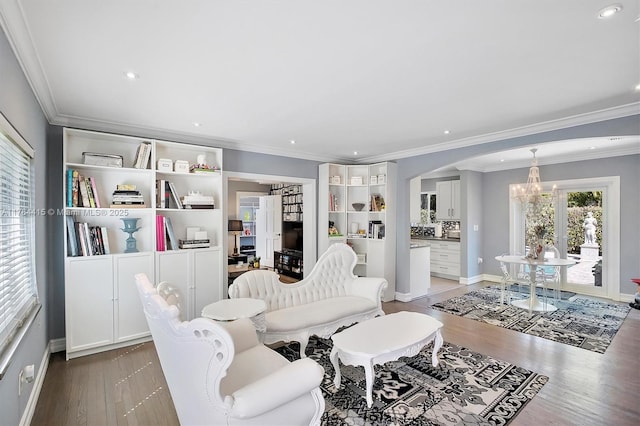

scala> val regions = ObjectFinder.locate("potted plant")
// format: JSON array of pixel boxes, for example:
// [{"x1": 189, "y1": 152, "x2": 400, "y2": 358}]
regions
[{"x1": 252, "y1": 256, "x2": 261, "y2": 268}]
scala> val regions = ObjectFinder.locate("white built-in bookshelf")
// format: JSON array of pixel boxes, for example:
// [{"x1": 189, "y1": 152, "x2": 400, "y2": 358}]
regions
[
  {"x1": 319, "y1": 162, "x2": 396, "y2": 301},
  {"x1": 63, "y1": 128, "x2": 224, "y2": 359}
]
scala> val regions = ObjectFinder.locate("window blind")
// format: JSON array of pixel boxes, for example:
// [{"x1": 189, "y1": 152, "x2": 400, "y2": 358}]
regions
[{"x1": 0, "y1": 114, "x2": 38, "y2": 367}]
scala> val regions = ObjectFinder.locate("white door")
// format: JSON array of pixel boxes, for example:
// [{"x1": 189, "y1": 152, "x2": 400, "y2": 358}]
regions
[{"x1": 256, "y1": 195, "x2": 282, "y2": 268}]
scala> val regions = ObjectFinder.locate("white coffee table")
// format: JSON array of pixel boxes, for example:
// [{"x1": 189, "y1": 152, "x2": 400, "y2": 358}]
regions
[
  {"x1": 201, "y1": 298, "x2": 267, "y2": 332},
  {"x1": 330, "y1": 311, "x2": 444, "y2": 408}
]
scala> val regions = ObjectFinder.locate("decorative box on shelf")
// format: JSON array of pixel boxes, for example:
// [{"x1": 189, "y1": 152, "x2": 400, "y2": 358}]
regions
[
  {"x1": 370, "y1": 175, "x2": 378, "y2": 184},
  {"x1": 157, "y1": 158, "x2": 173, "y2": 172},
  {"x1": 350, "y1": 176, "x2": 363, "y2": 185},
  {"x1": 82, "y1": 152, "x2": 123, "y2": 168},
  {"x1": 377, "y1": 174, "x2": 386, "y2": 184},
  {"x1": 330, "y1": 176, "x2": 341, "y2": 184},
  {"x1": 174, "y1": 160, "x2": 189, "y2": 173}
]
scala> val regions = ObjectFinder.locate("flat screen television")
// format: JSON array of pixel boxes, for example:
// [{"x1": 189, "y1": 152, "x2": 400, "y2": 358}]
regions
[{"x1": 282, "y1": 222, "x2": 303, "y2": 252}]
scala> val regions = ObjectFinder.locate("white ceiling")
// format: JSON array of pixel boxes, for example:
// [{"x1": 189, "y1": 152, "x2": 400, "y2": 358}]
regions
[{"x1": 0, "y1": 0, "x2": 639, "y2": 166}]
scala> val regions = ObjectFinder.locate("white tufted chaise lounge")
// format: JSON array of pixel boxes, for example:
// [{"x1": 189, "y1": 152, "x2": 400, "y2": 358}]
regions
[{"x1": 229, "y1": 243, "x2": 387, "y2": 358}]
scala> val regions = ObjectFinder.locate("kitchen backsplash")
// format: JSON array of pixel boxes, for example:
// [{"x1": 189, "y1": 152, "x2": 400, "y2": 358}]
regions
[{"x1": 410, "y1": 221, "x2": 460, "y2": 238}]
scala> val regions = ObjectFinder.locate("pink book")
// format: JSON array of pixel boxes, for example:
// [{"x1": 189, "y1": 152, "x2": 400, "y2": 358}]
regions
[
  {"x1": 89, "y1": 177, "x2": 101, "y2": 208},
  {"x1": 156, "y1": 215, "x2": 165, "y2": 251}
]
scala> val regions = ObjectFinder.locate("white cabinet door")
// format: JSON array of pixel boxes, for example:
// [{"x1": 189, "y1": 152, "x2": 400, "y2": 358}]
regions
[
  {"x1": 114, "y1": 253, "x2": 153, "y2": 342},
  {"x1": 256, "y1": 195, "x2": 282, "y2": 268},
  {"x1": 450, "y1": 180, "x2": 461, "y2": 220},
  {"x1": 65, "y1": 257, "x2": 114, "y2": 353},
  {"x1": 436, "y1": 180, "x2": 461, "y2": 220},
  {"x1": 156, "y1": 251, "x2": 192, "y2": 318},
  {"x1": 193, "y1": 248, "x2": 221, "y2": 316}
]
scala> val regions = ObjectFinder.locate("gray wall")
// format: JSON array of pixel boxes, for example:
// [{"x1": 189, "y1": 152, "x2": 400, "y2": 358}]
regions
[
  {"x1": 0, "y1": 28, "x2": 50, "y2": 425},
  {"x1": 460, "y1": 170, "x2": 484, "y2": 279}
]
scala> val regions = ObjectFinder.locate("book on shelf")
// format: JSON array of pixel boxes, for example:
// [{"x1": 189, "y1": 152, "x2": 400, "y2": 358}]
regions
[
  {"x1": 133, "y1": 142, "x2": 152, "y2": 169},
  {"x1": 88, "y1": 177, "x2": 101, "y2": 208},
  {"x1": 66, "y1": 215, "x2": 78, "y2": 256},
  {"x1": 167, "y1": 181, "x2": 183, "y2": 209},
  {"x1": 100, "y1": 226, "x2": 111, "y2": 254},
  {"x1": 155, "y1": 179, "x2": 170, "y2": 209},
  {"x1": 164, "y1": 216, "x2": 178, "y2": 250},
  {"x1": 110, "y1": 203, "x2": 147, "y2": 208},
  {"x1": 78, "y1": 175, "x2": 90, "y2": 207},
  {"x1": 84, "y1": 177, "x2": 96, "y2": 208},
  {"x1": 178, "y1": 238, "x2": 211, "y2": 249},
  {"x1": 156, "y1": 215, "x2": 166, "y2": 251}
]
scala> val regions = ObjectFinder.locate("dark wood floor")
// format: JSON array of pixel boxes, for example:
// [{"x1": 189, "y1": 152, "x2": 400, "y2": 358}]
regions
[{"x1": 31, "y1": 282, "x2": 640, "y2": 426}]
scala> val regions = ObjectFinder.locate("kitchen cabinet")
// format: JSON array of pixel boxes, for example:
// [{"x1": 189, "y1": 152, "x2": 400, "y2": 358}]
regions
[
  {"x1": 436, "y1": 180, "x2": 460, "y2": 220},
  {"x1": 430, "y1": 240, "x2": 460, "y2": 280}
]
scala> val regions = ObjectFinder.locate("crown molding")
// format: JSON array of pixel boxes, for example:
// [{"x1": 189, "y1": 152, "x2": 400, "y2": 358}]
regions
[{"x1": 361, "y1": 103, "x2": 640, "y2": 163}]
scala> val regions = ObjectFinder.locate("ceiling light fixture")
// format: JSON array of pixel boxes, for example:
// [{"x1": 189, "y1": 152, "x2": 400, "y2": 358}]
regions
[
  {"x1": 512, "y1": 148, "x2": 557, "y2": 258},
  {"x1": 443, "y1": 130, "x2": 450, "y2": 135},
  {"x1": 512, "y1": 148, "x2": 557, "y2": 209},
  {"x1": 597, "y1": 4, "x2": 623, "y2": 19},
  {"x1": 290, "y1": 140, "x2": 296, "y2": 144},
  {"x1": 589, "y1": 146, "x2": 596, "y2": 150},
  {"x1": 635, "y1": 83, "x2": 640, "y2": 91},
  {"x1": 353, "y1": 151, "x2": 358, "y2": 155},
  {"x1": 124, "y1": 71, "x2": 139, "y2": 80},
  {"x1": 193, "y1": 122, "x2": 201, "y2": 127}
]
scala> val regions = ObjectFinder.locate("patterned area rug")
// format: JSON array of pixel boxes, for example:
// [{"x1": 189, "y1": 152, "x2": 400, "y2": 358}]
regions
[
  {"x1": 431, "y1": 286, "x2": 630, "y2": 353},
  {"x1": 275, "y1": 336, "x2": 548, "y2": 425}
]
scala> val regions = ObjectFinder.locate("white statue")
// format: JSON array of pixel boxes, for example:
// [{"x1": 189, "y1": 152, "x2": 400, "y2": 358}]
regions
[{"x1": 583, "y1": 212, "x2": 597, "y2": 245}]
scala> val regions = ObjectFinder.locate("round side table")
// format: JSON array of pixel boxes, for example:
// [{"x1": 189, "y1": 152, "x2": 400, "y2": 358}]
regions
[{"x1": 201, "y1": 298, "x2": 267, "y2": 332}]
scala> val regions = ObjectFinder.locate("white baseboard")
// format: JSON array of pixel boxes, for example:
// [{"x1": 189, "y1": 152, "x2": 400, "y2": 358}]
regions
[
  {"x1": 50, "y1": 337, "x2": 66, "y2": 353},
  {"x1": 460, "y1": 274, "x2": 501, "y2": 285},
  {"x1": 19, "y1": 343, "x2": 51, "y2": 426},
  {"x1": 395, "y1": 292, "x2": 412, "y2": 302}
]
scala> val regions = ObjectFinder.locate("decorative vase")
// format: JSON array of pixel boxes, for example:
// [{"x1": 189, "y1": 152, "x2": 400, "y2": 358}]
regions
[
  {"x1": 120, "y1": 218, "x2": 141, "y2": 253},
  {"x1": 536, "y1": 238, "x2": 545, "y2": 260}
]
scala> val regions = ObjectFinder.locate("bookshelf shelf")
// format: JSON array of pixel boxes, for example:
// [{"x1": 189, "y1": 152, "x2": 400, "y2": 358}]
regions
[{"x1": 63, "y1": 128, "x2": 225, "y2": 359}]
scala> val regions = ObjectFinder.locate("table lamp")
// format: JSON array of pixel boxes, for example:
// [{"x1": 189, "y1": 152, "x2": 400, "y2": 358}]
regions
[{"x1": 228, "y1": 219, "x2": 243, "y2": 256}]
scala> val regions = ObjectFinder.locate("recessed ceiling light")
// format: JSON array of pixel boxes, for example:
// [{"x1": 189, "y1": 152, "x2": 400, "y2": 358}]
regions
[
  {"x1": 597, "y1": 4, "x2": 623, "y2": 19},
  {"x1": 290, "y1": 140, "x2": 296, "y2": 144},
  {"x1": 443, "y1": 130, "x2": 450, "y2": 135},
  {"x1": 589, "y1": 146, "x2": 596, "y2": 150},
  {"x1": 353, "y1": 151, "x2": 358, "y2": 155},
  {"x1": 635, "y1": 83, "x2": 640, "y2": 91},
  {"x1": 124, "y1": 71, "x2": 139, "y2": 80},
  {"x1": 500, "y1": 159, "x2": 505, "y2": 162},
  {"x1": 193, "y1": 122, "x2": 201, "y2": 127}
]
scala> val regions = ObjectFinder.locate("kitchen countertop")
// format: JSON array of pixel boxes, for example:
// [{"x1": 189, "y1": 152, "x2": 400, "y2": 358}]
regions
[{"x1": 411, "y1": 236, "x2": 461, "y2": 243}]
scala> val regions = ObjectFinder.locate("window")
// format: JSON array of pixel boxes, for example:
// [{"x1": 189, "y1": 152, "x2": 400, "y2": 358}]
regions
[{"x1": 0, "y1": 113, "x2": 39, "y2": 378}]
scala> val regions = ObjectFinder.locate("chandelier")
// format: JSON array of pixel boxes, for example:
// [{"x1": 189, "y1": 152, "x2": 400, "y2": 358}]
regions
[
  {"x1": 512, "y1": 148, "x2": 558, "y2": 258},
  {"x1": 512, "y1": 148, "x2": 556, "y2": 208}
]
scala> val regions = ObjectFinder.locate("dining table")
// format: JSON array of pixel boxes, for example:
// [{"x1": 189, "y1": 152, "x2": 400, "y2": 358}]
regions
[{"x1": 495, "y1": 254, "x2": 576, "y2": 313}]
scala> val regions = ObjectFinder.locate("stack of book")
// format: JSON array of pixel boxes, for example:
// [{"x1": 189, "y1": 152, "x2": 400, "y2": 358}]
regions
[
  {"x1": 111, "y1": 184, "x2": 146, "y2": 208},
  {"x1": 178, "y1": 238, "x2": 211, "y2": 249},
  {"x1": 181, "y1": 191, "x2": 215, "y2": 209}
]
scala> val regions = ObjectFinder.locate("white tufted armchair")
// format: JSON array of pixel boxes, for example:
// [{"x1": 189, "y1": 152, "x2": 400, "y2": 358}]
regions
[
  {"x1": 135, "y1": 273, "x2": 325, "y2": 425},
  {"x1": 229, "y1": 243, "x2": 387, "y2": 358}
]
